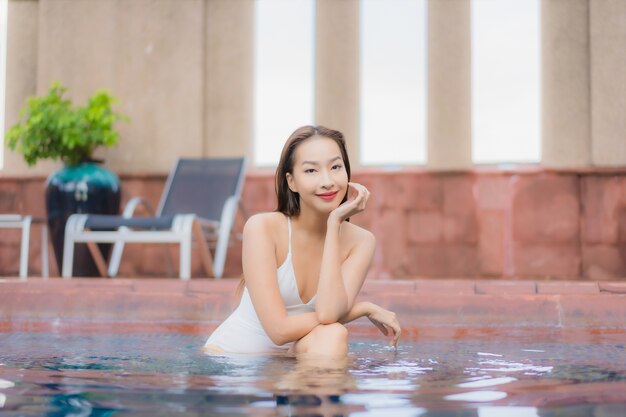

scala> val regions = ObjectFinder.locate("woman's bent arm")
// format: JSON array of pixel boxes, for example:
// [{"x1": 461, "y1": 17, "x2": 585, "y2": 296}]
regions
[
  {"x1": 243, "y1": 214, "x2": 320, "y2": 346},
  {"x1": 316, "y1": 220, "x2": 376, "y2": 324}
]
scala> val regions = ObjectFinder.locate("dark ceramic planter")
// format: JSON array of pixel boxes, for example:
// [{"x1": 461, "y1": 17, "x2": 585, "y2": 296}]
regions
[{"x1": 46, "y1": 162, "x2": 121, "y2": 277}]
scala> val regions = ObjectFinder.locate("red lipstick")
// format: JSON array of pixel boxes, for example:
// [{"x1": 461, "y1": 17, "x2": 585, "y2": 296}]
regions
[{"x1": 317, "y1": 191, "x2": 338, "y2": 202}]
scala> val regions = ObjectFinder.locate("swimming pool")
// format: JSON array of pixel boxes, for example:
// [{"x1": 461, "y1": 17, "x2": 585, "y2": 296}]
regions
[{"x1": 1, "y1": 327, "x2": 625, "y2": 416}]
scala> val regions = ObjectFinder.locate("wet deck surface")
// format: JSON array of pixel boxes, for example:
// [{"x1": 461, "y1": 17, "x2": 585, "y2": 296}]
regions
[{"x1": 1, "y1": 278, "x2": 625, "y2": 333}]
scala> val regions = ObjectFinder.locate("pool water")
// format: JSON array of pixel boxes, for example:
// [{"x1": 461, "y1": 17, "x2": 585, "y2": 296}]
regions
[{"x1": 0, "y1": 330, "x2": 625, "y2": 416}]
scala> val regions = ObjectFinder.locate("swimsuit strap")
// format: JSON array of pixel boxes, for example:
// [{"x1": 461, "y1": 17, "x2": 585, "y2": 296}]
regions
[{"x1": 287, "y1": 216, "x2": 292, "y2": 255}]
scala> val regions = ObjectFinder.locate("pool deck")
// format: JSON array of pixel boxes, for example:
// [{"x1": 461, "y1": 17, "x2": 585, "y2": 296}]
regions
[{"x1": 1, "y1": 278, "x2": 625, "y2": 341}]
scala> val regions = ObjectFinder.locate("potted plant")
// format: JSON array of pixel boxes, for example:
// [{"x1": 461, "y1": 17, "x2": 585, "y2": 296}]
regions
[{"x1": 6, "y1": 82, "x2": 129, "y2": 276}]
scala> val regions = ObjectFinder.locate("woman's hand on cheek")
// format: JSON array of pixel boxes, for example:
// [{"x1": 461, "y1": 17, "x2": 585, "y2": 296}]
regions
[{"x1": 329, "y1": 182, "x2": 370, "y2": 224}]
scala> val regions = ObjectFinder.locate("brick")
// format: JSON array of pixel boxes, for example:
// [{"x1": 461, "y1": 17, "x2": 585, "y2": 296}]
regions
[
  {"x1": 131, "y1": 279, "x2": 189, "y2": 294},
  {"x1": 512, "y1": 174, "x2": 580, "y2": 243},
  {"x1": 379, "y1": 208, "x2": 409, "y2": 275},
  {"x1": 580, "y1": 176, "x2": 626, "y2": 244},
  {"x1": 378, "y1": 293, "x2": 560, "y2": 327},
  {"x1": 414, "y1": 279, "x2": 475, "y2": 295},
  {"x1": 403, "y1": 245, "x2": 446, "y2": 277},
  {"x1": 361, "y1": 280, "x2": 415, "y2": 295},
  {"x1": 407, "y1": 211, "x2": 443, "y2": 243},
  {"x1": 442, "y1": 175, "x2": 478, "y2": 243},
  {"x1": 537, "y1": 282, "x2": 599, "y2": 294},
  {"x1": 599, "y1": 282, "x2": 626, "y2": 294},
  {"x1": 187, "y1": 278, "x2": 240, "y2": 294},
  {"x1": 475, "y1": 281, "x2": 537, "y2": 295},
  {"x1": 0, "y1": 182, "x2": 19, "y2": 211},
  {"x1": 582, "y1": 244, "x2": 626, "y2": 279},
  {"x1": 474, "y1": 175, "x2": 511, "y2": 210},
  {"x1": 478, "y1": 210, "x2": 507, "y2": 276},
  {"x1": 512, "y1": 243, "x2": 581, "y2": 278},
  {"x1": 443, "y1": 245, "x2": 481, "y2": 276},
  {"x1": 404, "y1": 174, "x2": 444, "y2": 211}
]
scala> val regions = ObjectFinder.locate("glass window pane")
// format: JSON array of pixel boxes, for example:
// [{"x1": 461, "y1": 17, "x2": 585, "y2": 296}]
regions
[
  {"x1": 360, "y1": 0, "x2": 427, "y2": 166},
  {"x1": 254, "y1": 0, "x2": 315, "y2": 167},
  {"x1": 471, "y1": 0, "x2": 541, "y2": 164}
]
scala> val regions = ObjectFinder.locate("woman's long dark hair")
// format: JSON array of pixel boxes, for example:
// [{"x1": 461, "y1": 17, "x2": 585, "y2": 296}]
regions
[
  {"x1": 275, "y1": 125, "x2": 351, "y2": 216},
  {"x1": 236, "y1": 125, "x2": 352, "y2": 298}
]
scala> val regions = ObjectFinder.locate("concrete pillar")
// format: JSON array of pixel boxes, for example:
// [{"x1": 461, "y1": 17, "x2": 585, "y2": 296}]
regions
[
  {"x1": 9, "y1": 0, "x2": 205, "y2": 175},
  {"x1": 205, "y1": 0, "x2": 254, "y2": 162},
  {"x1": 315, "y1": 0, "x2": 360, "y2": 168},
  {"x1": 426, "y1": 0, "x2": 472, "y2": 170},
  {"x1": 3, "y1": 0, "x2": 53, "y2": 175},
  {"x1": 541, "y1": 0, "x2": 591, "y2": 167},
  {"x1": 590, "y1": 0, "x2": 626, "y2": 166}
]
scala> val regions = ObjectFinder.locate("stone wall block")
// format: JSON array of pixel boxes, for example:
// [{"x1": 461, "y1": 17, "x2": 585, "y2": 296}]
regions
[
  {"x1": 444, "y1": 245, "x2": 480, "y2": 277},
  {"x1": 0, "y1": 183, "x2": 20, "y2": 212},
  {"x1": 404, "y1": 245, "x2": 446, "y2": 277},
  {"x1": 242, "y1": 176, "x2": 276, "y2": 214},
  {"x1": 0, "y1": 241, "x2": 21, "y2": 276},
  {"x1": 478, "y1": 210, "x2": 506, "y2": 276},
  {"x1": 512, "y1": 174, "x2": 580, "y2": 243},
  {"x1": 474, "y1": 175, "x2": 511, "y2": 210},
  {"x1": 512, "y1": 243, "x2": 581, "y2": 278},
  {"x1": 408, "y1": 211, "x2": 443, "y2": 244},
  {"x1": 21, "y1": 180, "x2": 47, "y2": 217},
  {"x1": 379, "y1": 208, "x2": 408, "y2": 276},
  {"x1": 442, "y1": 175, "x2": 478, "y2": 243},
  {"x1": 582, "y1": 244, "x2": 626, "y2": 280},
  {"x1": 580, "y1": 176, "x2": 626, "y2": 244},
  {"x1": 405, "y1": 174, "x2": 444, "y2": 211}
]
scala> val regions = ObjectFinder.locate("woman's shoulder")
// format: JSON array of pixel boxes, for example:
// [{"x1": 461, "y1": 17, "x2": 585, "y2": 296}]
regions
[{"x1": 243, "y1": 212, "x2": 285, "y2": 235}]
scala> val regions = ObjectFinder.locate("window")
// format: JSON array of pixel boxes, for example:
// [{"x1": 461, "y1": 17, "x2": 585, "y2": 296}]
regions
[
  {"x1": 471, "y1": 0, "x2": 541, "y2": 164},
  {"x1": 0, "y1": 0, "x2": 8, "y2": 168},
  {"x1": 360, "y1": 0, "x2": 427, "y2": 166},
  {"x1": 254, "y1": 0, "x2": 315, "y2": 167}
]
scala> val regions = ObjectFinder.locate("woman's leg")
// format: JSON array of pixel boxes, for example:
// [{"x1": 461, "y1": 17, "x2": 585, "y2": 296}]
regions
[{"x1": 291, "y1": 323, "x2": 348, "y2": 356}]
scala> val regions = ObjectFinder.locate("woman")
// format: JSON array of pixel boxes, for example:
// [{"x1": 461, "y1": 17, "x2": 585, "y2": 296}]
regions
[{"x1": 204, "y1": 125, "x2": 401, "y2": 356}]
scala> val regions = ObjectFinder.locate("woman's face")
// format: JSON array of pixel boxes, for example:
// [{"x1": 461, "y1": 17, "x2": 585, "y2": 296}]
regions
[{"x1": 286, "y1": 136, "x2": 349, "y2": 214}]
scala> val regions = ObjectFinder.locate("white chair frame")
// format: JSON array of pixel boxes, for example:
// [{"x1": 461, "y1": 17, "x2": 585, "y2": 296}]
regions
[
  {"x1": 61, "y1": 158, "x2": 246, "y2": 280},
  {"x1": 0, "y1": 215, "x2": 49, "y2": 279}
]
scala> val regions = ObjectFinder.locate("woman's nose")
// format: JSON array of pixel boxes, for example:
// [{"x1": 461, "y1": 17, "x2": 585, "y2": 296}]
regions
[{"x1": 320, "y1": 169, "x2": 334, "y2": 188}]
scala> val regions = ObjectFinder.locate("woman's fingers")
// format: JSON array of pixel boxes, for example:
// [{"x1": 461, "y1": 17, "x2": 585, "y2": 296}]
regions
[
  {"x1": 389, "y1": 322, "x2": 402, "y2": 347},
  {"x1": 348, "y1": 182, "x2": 369, "y2": 212}
]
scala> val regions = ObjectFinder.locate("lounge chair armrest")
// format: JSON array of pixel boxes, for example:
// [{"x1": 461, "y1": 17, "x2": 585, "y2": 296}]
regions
[{"x1": 122, "y1": 197, "x2": 156, "y2": 218}]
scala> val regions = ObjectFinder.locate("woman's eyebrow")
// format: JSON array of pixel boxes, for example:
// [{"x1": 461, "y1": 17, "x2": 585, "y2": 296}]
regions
[{"x1": 301, "y1": 156, "x2": 342, "y2": 166}]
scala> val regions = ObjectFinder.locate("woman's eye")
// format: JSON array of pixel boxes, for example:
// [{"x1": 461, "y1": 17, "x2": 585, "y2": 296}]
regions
[
  {"x1": 332, "y1": 164, "x2": 343, "y2": 170},
  {"x1": 305, "y1": 168, "x2": 316, "y2": 174}
]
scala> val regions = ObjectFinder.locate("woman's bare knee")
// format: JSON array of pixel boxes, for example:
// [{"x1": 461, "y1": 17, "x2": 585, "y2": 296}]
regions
[{"x1": 294, "y1": 323, "x2": 348, "y2": 356}]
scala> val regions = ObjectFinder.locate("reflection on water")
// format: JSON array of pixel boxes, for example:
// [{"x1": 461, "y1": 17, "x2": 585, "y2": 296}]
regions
[{"x1": 0, "y1": 332, "x2": 625, "y2": 416}]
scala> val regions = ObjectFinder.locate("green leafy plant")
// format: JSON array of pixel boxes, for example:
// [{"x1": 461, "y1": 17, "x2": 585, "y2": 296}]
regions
[{"x1": 6, "y1": 82, "x2": 129, "y2": 166}]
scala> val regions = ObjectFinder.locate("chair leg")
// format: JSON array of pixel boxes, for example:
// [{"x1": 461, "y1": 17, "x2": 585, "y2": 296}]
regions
[
  {"x1": 179, "y1": 239, "x2": 191, "y2": 280},
  {"x1": 19, "y1": 216, "x2": 32, "y2": 280},
  {"x1": 108, "y1": 227, "x2": 128, "y2": 277},
  {"x1": 214, "y1": 197, "x2": 237, "y2": 279},
  {"x1": 86, "y1": 240, "x2": 109, "y2": 277},
  {"x1": 62, "y1": 216, "x2": 80, "y2": 279},
  {"x1": 62, "y1": 234, "x2": 75, "y2": 278},
  {"x1": 41, "y1": 224, "x2": 49, "y2": 278},
  {"x1": 193, "y1": 221, "x2": 214, "y2": 278},
  {"x1": 178, "y1": 215, "x2": 195, "y2": 280}
]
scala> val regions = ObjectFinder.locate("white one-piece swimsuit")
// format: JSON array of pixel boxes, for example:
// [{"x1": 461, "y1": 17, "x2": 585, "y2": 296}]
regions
[{"x1": 204, "y1": 216, "x2": 316, "y2": 354}]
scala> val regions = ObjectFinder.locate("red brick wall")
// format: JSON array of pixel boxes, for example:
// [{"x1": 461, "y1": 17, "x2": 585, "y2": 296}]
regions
[{"x1": 1, "y1": 168, "x2": 625, "y2": 280}]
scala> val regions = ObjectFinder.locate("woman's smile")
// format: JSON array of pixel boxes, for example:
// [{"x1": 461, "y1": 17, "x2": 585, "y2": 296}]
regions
[{"x1": 316, "y1": 190, "x2": 339, "y2": 202}]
